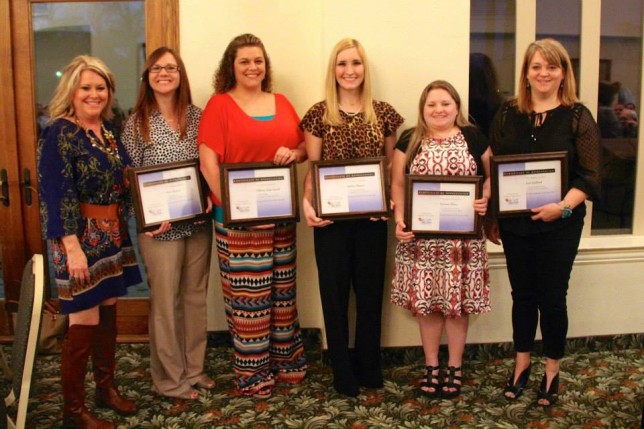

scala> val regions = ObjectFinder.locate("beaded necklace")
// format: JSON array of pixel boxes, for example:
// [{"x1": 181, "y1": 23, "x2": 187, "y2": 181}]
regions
[{"x1": 75, "y1": 117, "x2": 121, "y2": 161}]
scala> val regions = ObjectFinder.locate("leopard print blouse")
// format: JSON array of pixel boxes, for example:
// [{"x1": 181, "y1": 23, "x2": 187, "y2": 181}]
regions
[{"x1": 300, "y1": 100, "x2": 404, "y2": 160}]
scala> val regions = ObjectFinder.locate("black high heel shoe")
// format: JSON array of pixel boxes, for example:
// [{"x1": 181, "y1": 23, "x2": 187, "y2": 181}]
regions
[
  {"x1": 419, "y1": 365, "x2": 441, "y2": 398},
  {"x1": 441, "y1": 366, "x2": 462, "y2": 399},
  {"x1": 503, "y1": 364, "x2": 531, "y2": 400},
  {"x1": 537, "y1": 372, "x2": 559, "y2": 407}
]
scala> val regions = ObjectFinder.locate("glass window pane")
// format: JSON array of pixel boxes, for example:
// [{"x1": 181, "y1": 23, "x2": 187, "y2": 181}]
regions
[
  {"x1": 592, "y1": 0, "x2": 642, "y2": 235},
  {"x1": 469, "y1": 0, "x2": 516, "y2": 138},
  {"x1": 33, "y1": 1, "x2": 145, "y2": 133},
  {"x1": 33, "y1": 1, "x2": 148, "y2": 297},
  {"x1": 536, "y1": 0, "x2": 581, "y2": 97}
]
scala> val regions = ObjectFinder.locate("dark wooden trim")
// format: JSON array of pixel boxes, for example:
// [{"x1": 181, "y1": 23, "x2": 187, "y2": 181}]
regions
[
  {"x1": 2, "y1": 1, "x2": 28, "y2": 312},
  {"x1": 146, "y1": 0, "x2": 180, "y2": 54}
]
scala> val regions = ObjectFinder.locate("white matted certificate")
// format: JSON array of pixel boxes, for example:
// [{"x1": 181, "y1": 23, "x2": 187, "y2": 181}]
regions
[
  {"x1": 129, "y1": 159, "x2": 210, "y2": 232},
  {"x1": 491, "y1": 151, "x2": 568, "y2": 217},
  {"x1": 220, "y1": 162, "x2": 299, "y2": 227},
  {"x1": 405, "y1": 175, "x2": 482, "y2": 238},
  {"x1": 311, "y1": 157, "x2": 389, "y2": 220}
]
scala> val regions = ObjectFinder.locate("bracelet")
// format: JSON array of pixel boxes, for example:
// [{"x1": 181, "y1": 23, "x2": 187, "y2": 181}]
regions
[{"x1": 558, "y1": 201, "x2": 572, "y2": 219}]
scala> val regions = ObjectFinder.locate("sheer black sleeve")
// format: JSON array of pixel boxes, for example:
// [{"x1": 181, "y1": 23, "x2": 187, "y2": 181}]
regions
[{"x1": 572, "y1": 105, "x2": 601, "y2": 201}]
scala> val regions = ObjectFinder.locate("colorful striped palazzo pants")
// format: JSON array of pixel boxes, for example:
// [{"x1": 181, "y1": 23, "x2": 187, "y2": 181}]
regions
[{"x1": 215, "y1": 220, "x2": 307, "y2": 395}]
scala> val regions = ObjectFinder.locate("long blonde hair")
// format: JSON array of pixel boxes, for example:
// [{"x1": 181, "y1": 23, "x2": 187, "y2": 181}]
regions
[
  {"x1": 406, "y1": 80, "x2": 470, "y2": 168},
  {"x1": 516, "y1": 38, "x2": 578, "y2": 113},
  {"x1": 47, "y1": 55, "x2": 115, "y2": 121},
  {"x1": 323, "y1": 38, "x2": 376, "y2": 126}
]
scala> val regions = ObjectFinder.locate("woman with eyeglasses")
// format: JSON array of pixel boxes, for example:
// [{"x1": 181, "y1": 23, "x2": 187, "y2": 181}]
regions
[{"x1": 122, "y1": 47, "x2": 213, "y2": 400}]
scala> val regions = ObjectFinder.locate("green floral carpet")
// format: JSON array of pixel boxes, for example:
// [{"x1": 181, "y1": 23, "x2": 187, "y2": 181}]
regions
[{"x1": 5, "y1": 332, "x2": 644, "y2": 428}]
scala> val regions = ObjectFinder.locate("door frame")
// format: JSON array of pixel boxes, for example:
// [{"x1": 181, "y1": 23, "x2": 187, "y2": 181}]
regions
[{"x1": 1, "y1": 0, "x2": 179, "y2": 339}]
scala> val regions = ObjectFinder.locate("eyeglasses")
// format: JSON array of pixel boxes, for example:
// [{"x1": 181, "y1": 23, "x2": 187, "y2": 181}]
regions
[{"x1": 149, "y1": 64, "x2": 180, "y2": 74}]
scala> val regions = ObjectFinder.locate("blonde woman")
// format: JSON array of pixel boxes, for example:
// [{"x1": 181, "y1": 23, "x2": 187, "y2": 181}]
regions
[
  {"x1": 38, "y1": 55, "x2": 139, "y2": 428},
  {"x1": 301, "y1": 38, "x2": 403, "y2": 397}
]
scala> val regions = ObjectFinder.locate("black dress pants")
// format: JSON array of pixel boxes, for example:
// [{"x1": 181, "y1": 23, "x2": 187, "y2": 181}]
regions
[
  {"x1": 313, "y1": 219, "x2": 388, "y2": 387},
  {"x1": 500, "y1": 220, "x2": 583, "y2": 359}
]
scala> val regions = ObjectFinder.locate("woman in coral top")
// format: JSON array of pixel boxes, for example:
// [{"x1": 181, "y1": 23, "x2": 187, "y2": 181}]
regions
[{"x1": 198, "y1": 33, "x2": 307, "y2": 399}]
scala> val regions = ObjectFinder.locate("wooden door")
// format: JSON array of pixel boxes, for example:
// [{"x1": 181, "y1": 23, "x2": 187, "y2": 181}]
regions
[{"x1": 0, "y1": 0, "x2": 179, "y2": 340}]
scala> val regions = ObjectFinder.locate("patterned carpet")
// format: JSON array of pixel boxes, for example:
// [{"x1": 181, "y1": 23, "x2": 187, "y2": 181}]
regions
[{"x1": 3, "y1": 331, "x2": 643, "y2": 428}]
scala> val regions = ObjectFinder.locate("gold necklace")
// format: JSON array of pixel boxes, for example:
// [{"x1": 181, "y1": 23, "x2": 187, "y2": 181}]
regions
[{"x1": 75, "y1": 117, "x2": 121, "y2": 161}]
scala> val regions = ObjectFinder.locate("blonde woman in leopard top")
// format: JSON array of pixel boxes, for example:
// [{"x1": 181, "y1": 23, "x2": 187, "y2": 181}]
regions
[
  {"x1": 490, "y1": 38, "x2": 600, "y2": 407},
  {"x1": 300, "y1": 38, "x2": 403, "y2": 397},
  {"x1": 122, "y1": 47, "x2": 213, "y2": 400}
]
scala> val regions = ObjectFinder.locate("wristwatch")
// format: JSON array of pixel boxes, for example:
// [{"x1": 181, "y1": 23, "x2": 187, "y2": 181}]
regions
[{"x1": 559, "y1": 201, "x2": 572, "y2": 219}]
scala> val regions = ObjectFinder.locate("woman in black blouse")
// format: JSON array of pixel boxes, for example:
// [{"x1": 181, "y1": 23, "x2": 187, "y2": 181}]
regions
[{"x1": 490, "y1": 38, "x2": 600, "y2": 406}]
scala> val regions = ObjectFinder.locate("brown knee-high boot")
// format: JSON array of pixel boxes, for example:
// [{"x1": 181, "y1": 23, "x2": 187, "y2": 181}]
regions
[
  {"x1": 62, "y1": 324, "x2": 115, "y2": 429},
  {"x1": 92, "y1": 305, "x2": 137, "y2": 415}
]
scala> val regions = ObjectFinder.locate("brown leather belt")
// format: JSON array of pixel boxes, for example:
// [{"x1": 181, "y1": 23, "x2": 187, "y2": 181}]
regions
[{"x1": 79, "y1": 203, "x2": 121, "y2": 220}]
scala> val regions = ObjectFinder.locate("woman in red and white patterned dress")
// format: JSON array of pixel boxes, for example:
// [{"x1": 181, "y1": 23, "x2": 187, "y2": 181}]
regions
[{"x1": 391, "y1": 80, "x2": 492, "y2": 399}]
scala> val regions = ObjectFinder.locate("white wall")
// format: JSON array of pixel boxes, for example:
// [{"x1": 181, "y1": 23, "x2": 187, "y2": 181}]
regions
[{"x1": 181, "y1": 0, "x2": 644, "y2": 348}]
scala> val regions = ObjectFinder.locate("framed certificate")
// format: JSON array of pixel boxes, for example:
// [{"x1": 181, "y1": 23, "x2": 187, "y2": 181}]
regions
[
  {"x1": 405, "y1": 175, "x2": 482, "y2": 238},
  {"x1": 311, "y1": 157, "x2": 389, "y2": 220},
  {"x1": 491, "y1": 151, "x2": 568, "y2": 217},
  {"x1": 129, "y1": 159, "x2": 210, "y2": 233},
  {"x1": 220, "y1": 162, "x2": 299, "y2": 227}
]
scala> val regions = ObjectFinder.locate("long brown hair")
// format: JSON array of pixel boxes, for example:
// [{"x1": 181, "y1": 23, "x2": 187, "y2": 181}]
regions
[
  {"x1": 213, "y1": 34, "x2": 272, "y2": 94},
  {"x1": 131, "y1": 47, "x2": 192, "y2": 143}
]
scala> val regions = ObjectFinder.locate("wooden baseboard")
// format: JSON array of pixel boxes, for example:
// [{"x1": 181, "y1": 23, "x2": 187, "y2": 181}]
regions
[
  {"x1": 0, "y1": 298, "x2": 150, "y2": 342},
  {"x1": 0, "y1": 299, "x2": 11, "y2": 336},
  {"x1": 116, "y1": 298, "x2": 149, "y2": 335}
]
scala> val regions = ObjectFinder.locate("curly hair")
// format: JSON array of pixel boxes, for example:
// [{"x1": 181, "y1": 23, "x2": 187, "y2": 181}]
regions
[{"x1": 213, "y1": 33, "x2": 272, "y2": 94}]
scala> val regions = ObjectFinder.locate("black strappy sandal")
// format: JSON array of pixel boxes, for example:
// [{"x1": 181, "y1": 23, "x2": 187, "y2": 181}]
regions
[
  {"x1": 503, "y1": 364, "x2": 531, "y2": 400},
  {"x1": 419, "y1": 365, "x2": 441, "y2": 398},
  {"x1": 441, "y1": 366, "x2": 462, "y2": 399},
  {"x1": 537, "y1": 372, "x2": 559, "y2": 407}
]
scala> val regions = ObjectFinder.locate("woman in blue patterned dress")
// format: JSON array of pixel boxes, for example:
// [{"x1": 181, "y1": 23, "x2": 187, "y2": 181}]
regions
[
  {"x1": 38, "y1": 55, "x2": 140, "y2": 428},
  {"x1": 391, "y1": 80, "x2": 492, "y2": 399}
]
